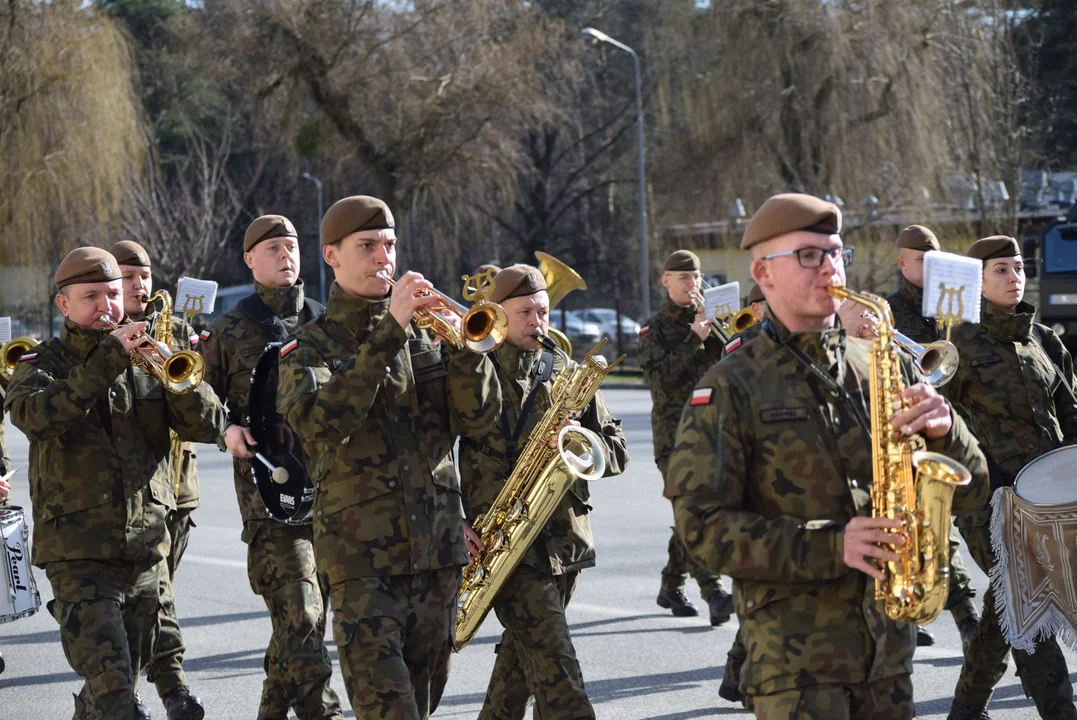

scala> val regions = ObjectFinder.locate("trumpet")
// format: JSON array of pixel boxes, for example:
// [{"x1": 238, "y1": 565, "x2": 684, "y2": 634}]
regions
[
  {"x1": 99, "y1": 315, "x2": 205, "y2": 394},
  {"x1": 376, "y1": 269, "x2": 508, "y2": 353},
  {"x1": 0, "y1": 337, "x2": 39, "y2": 390},
  {"x1": 849, "y1": 302, "x2": 959, "y2": 387},
  {"x1": 689, "y1": 289, "x2": 731, "y2": 344}
]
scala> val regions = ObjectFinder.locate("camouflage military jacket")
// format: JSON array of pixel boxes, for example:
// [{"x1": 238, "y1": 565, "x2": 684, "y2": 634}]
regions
[
  {"x1": 666, "y1": 313, "x2": 989, "y2": 696},
  {"x1": 200, "y1": 280, "x2": 319, "y2": 536},
  {"x1": 639, "y1": 296, "x2": 723, "y2": 473},
  {"x1": 458, "y1": 343, "x2": 627, "y2": 576},
  {"x1": 278, "y1": 282, "x2": 501, "y2": 585},
  {"x1": 885, "y1": 276, "x2": 938, "y2": 344},
  {"x1": 942, "y1": 301, "x2": 1077, "y2": 498},
  {"x1": 4, "y1": 321, "x2": 228, "y2": 568}
]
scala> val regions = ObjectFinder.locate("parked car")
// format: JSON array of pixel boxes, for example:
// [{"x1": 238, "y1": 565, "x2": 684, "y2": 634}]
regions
[
  {"x1": 550, "y1": 312, "x2": 603, "y2": 354},
  {"x1": 572, "y1": 308, "x2": 642, "y2": 351}
]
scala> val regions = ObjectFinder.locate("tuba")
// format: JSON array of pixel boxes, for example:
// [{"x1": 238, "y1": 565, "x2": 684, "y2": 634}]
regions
[
  {"x1": 0, "y1": 337, "x2": 39, "y2": 391},
  {"x1": 536, "y1": 252, "x2": 587, "y2": 357},
  {"x1": 455, "y1": 337, "x2": 624, "y2": 648},
  {"x1": 828, "y1": 284, "x2": 971, "y2": 625}
]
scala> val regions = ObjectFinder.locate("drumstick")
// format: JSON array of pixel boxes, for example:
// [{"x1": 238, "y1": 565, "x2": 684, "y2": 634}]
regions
[
  {"x1": 254, "y1": 453, "x2": 290, "y2": 484},
  {"x1": 0, "y1": 468, "x2": 15, "y2": 483}
]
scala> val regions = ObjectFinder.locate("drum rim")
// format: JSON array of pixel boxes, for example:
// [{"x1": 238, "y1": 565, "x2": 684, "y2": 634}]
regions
[{"x1": 1013, "y1": 444, "x2": 1077, "y2": 502}]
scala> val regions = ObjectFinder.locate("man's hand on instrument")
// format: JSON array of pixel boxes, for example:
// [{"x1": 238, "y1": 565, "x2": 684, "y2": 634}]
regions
[
  {"x1": 0, "y1": 478, "x2": 9, "y2": 504},
  {"x1": 891, "y1": 383, "x2": 952, "y2": 441},
  {"x1": 224, "y1": 423, "x2": 257, "y2": 459},
  {"x1": 841, "y1": 516, "x2": 906, "y2": 580},
  {"x1": 430, "y1": 308, "x2": 461, "y2": 346},
  {"x1": 837, "y1": 300, "x2": 879, "y2": 340},
  {"x1": 549, "y1": 419, "x2": 581, "y2": 449},
  {"x1": 463, "y1": 522, "x2": 485, "y2": 562},
  {"x1": 692, "y1": 315, "x2": 712, "y2": 341},
  {"x1": 388, "y1": 271, "x2": 439, "y2": 329},
  {"x1": 111, "y1": 321, "x2": 149, "y2": 353}
]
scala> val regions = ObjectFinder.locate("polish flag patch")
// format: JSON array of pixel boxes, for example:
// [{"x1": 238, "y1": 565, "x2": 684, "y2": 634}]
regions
[
  {"x1": 639, "y1": 326, "x2": 651, "y2": 335},
  {"x1": 280, "y1": 339, "x2": 298, "y2": 358},
  {"x1": 689, "y1": 387, "x2": 713, "y2": 406},
  {"x1": 189, "y1": 334, "x2": 199, "y2": 346},
  {"x1": 18, "y1": 352, "x2": 37, "y2": 362},
  {"x1": 199, "y1": 329, "x2": 211, "y2": 341},
  {"x1": 724, "y1": 337, "x2": 743, "y2": 354}
]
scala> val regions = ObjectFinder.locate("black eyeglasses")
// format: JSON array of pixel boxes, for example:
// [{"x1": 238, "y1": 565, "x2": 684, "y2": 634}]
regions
[{"x1": 761, "y1": 246, "x2": 854, "y2": 268}]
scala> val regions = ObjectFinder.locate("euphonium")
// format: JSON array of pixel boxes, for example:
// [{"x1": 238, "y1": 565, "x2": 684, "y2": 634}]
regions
[
  {"x1": 827, "y1": 285, "x2": 971, "y2": 624},
  {"x1": 536, "y1": 251, "x2": 587, "y2": 357},
  {"x1": 455, "y1": 337, "x2": 624, "y2": 649},
  {"x1": 0, "y1": 337, "x2": 39, "y2": 390}
]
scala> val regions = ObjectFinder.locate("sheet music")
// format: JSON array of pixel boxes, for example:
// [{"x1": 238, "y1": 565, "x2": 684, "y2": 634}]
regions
[
  {"x1": 922, "y1": 251, "x2": 982, "y2": 324},
  {"x1": 175, "y1": 277, "x2": 218, "y2": 317},
  {"x1": 703, "y1": 282, "x2": 740, "y2": 321},
  {"x1": 0, "y1": 317, "x2": 10, "y2": 344}
]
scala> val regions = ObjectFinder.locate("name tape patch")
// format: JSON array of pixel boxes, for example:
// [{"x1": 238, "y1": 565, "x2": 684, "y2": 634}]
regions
[{"x1": 760, "y1": 407, "x2": 811, "y2": 423}]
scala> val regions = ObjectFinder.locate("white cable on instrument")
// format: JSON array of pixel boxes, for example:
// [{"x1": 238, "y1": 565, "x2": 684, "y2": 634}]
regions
[{"x1": 254, "y1": 453, "x2": 290, "y2": 484}]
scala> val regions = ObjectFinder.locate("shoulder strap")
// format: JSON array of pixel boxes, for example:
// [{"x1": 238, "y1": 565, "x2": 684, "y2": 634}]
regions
[
  {"x1": 1030, "y1": 325, "x2": 1077, "y2": 404},
  {"x1": 238, "y1": 293, "x2": 289, "y2": 343}
]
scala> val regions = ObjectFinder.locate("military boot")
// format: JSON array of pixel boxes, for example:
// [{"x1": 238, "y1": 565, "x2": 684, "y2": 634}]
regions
[
  {"x1": 718, "y1": 653, "x2": 744, "y2": 704},
  {"x1": 708, "y1": 590, "x2": 734, "y2": 626},
  {"x1": 135, "y1": 693, "x2": 154, "y2": 720},
  {"x1": 946, "y1": 701, "x2": 990, "y2": 720},
  {"x1": 916, "y1": 626, "x2": 935, "y2": 646},
  {"x1": 162, "y1": 686, "x2": 205, "y2": 720},
  {"x1": 656, "y1": 588, "x2": 698, "y2": 617}
]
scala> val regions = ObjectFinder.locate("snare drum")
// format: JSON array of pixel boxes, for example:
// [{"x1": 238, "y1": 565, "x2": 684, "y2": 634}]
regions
[{"x1": 0, "y1": 506, "x2": 41, "y2": 624}]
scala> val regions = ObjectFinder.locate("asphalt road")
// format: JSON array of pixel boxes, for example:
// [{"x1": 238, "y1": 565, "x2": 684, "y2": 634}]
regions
[{"x1": 1, "y1": 388, "x2": 1074, "y2": 718}]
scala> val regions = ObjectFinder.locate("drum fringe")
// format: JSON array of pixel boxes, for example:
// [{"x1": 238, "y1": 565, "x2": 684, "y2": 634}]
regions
[{"x1": 989, "y1": 487, "x2": 1077, "y2": 654}]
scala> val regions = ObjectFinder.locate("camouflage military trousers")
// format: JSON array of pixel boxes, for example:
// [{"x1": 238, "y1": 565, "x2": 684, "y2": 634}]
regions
[
  {"x1": 45, "y1": 559, "x2": 163, "y2": 720},
  {"x1": 329, "y1": 567, "x2": 458, "y2": 720},
  {"x1": 661, "y1": 527, "x2": 722, "y2": 599},
  {"x1": 246, "y1": 520, "x2": 343, "y2": 720},
  {"x1": 145, "y1": 508, "x2": 194, "y2": 696},
  {"x1": 748, "y1": 673, "x2": 913, "y2": 720},
  {"x1": 955, "y1": 523, "x2": 1076, "y2": 717},
  {"x1": 479, "y1": 565, "x2": 593, "y2": 720}
]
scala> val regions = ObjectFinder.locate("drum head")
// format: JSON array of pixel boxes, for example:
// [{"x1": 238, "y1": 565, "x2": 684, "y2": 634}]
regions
[
  {"x1": 248, "y1": 343, "x2": 314, "y2": 524},
  {"x1": 1013, "y1": 445, "x2": 1077, "y2": 505}
]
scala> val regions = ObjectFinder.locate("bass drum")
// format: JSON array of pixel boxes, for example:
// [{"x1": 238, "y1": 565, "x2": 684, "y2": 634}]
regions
[
  {"x1": 248, "y1": 342, "x2": 314, "y2": 524},
  {"x1": 1014, "y1": 445, "x2": 1077, "y2": 504}
]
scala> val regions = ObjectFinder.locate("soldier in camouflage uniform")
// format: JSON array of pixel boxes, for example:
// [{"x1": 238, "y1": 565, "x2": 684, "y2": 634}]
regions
[
  {"x1": 107, "y1": 240, "x2": 206, "y2": 720},
  {"x1": 5, "y1": 247, "x2": 228, "y2": 720},
  {"x1": 199, "y1": 216, "x2": 342, "y2": 720},
  {"x1": 883, "y1": 225, "x2": 980, "y2": 651},
  {"x1": 667, "y1": 194, "x2": 990, "y2": 719},
  {"x1": 940, "y1": 236, "x2": 1077, "y2": 720},
  {"x1": 639, "y1": 250, "x2": 733, "y2": 625},
  {"x1": 719, "y1": 283, "x2": 767, "y2": 359},
  {"x1": 458, "y1": 264, "x2": 628, "y2": 720},
  {"x1": 278, "y1": 195, "x2": 502, "y2": 720}
]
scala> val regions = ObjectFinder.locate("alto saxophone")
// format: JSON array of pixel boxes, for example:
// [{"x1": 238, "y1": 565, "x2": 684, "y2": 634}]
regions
[
  {"x1": 829, "y1": 285, "x2": 971, "y2": 624},
  {"x1": 455, "y1": 337, "x2": 624, "y2": 649}
]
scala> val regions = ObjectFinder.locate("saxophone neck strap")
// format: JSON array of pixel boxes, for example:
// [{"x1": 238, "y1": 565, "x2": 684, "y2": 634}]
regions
[{"x1": 503, "y1": 349, "x2": 555, "y2": 463}]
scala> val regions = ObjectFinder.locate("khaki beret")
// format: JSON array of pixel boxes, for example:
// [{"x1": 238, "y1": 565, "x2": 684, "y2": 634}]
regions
[
  {"x1": 740, "y1": 193, "x2": 842, "y2": 250},
  {"x1": 896, "y1": 225, "x2": 940, "y2": 252},
  {"x1": 968, "y1": 235, "x2": 1020, "y2": 262},
  {"x1": 475, "y1": 263, "x2": 502, "y2": 276},
  {"x1": 488, "y1": 264, "x2": 547, "y2": 305},
  {"x1": 55, "y1": 247, "x2": 122, "y2": 290},
  {"x1": 746, "y1": 283, "x2": 765, "y2": 305},
  {"x1": 108, "y1": 240, "x2": 152, "y2": 267},
  {"x1": 321, "y1": 196, "x2": 395, "y2": 246},
  {"x1": 244, "y1": 215, "x2": 297, "y2": 253},
  {"x1": 663, "y1": 250, "x2": 700, "y2": 273}
]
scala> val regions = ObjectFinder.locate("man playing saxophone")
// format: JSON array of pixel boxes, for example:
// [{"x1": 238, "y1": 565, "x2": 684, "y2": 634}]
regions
[
  {"x1": 278, "y1": 195, "x2": 501, "y2": 720},
  {"x1": 666, "y1": 193, "x2": 990, "y2": 719},
  {"x1": 940, "y1": 236, "x2": 1077, "y2": 720},
  {"x1": 458, "y1": 264, "x2": 627, "y2": 720}
]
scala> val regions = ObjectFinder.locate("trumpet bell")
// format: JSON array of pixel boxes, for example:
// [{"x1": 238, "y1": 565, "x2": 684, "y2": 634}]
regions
[
  {"x1": 161, "y1": 349, "x2": 205, "y2": 394},
  {"x1": 462, "y1": 303, "x2": 509, "y2": 354},
  {"x1": 894, "y1": 331, "x2": 959, "y2": 387},
  {"x1": 535, "y1": 252, "x2": 587, "y2": 309},
  {"x1": 729, "y1": 308, "x2": 759, "y2": 334}
]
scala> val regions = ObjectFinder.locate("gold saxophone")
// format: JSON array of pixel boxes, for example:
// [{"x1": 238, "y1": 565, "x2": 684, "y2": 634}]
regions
[
  {"x1": 828, "y1": 285, "x2": 971, "y2": 624},
  {"x1": 455, "y1": 337, "x2": 624, "y2": 649}
]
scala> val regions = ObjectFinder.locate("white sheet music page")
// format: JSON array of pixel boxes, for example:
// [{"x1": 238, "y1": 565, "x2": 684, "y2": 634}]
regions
[
  {"x1": 703, "y1": 281, "x2": 740, "y2": 320},
  {"x1": 922, "y1": 251, "x2": 982, "y2": 324},
  {"x1": 175, "y1": 277, "x2": 218, "y2": 318},
  {"x1": 0, "y1": 317, "x2": 11, "y2": 344}
]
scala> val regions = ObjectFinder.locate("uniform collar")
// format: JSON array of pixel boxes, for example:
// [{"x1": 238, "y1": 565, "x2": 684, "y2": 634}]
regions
[
  {"x1": 494, "y1": 342, "x2": 539, "y2": 381},
  {"x1": 764, "y1": 309, "x2": 846, "y2": 371},
  {"x1": 662, "y1": 294, "x2": 697, "y2": 323},
  {"x1": 324, "y1": 281, "x2": 389, "y2": 339},
  {"x1": 255, "y1": 280, "x2": 305, "y2": 318},
  {"x1": 60, "y1": 319, "x2": 113, "y2": 360},
  {"x1": 982, "y1": 300, "x2": 1035, "y2": 342},
  {"x1": 897, "y1": 275, "x2": 924, "y2": 309}
]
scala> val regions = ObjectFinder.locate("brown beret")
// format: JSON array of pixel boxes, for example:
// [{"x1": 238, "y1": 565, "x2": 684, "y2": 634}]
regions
[
  {"x1": 321, "y1": 196, "x2": 395, "y2": 246},
  {"x1": 740, "y1": 193, "x2": 842, "y2": 250},
  {"x1": 488, "y1": 264, "x2": 547, "y2": 305},
  {"x1": 896, "y1": 225, "x2": 940, "y2": 252},
  {"x1": 55, "y1": 247, "x2": 122, "y2": 290},
  {"x1": 108, "y1": 240, "x2": 152, "y2": 267},
  {"x1": 968, "y1": 235, "x2": 1020, "y2": 262},
  {"x1": 663, "y1": 250, "x2": 701, "y2": 273},
  {"x1": 244, "y1": 215, "x2": 298, "y2": 253},
  {"x1": 746, "y1": 283, "x2": 765, "y2": 305},
  {"x1": 475, "y1": 263, "x2": 502, "y2": 276}
]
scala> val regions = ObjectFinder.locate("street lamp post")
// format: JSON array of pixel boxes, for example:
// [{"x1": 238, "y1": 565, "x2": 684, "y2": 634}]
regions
[
  {"x1": 582, "y1": 27, "x2": 651, "y2": 320},
  {"x1": 301, "y1": 172, "x2": 326, "y2": 304}
]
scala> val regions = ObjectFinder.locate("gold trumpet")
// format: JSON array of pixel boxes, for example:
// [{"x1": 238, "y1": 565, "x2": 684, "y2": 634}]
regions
[
  {"x1": 0, "y1": 337, "x2": 39, "y2": 390},
  {"x1": 376, "y1": 269, "x2": 508, "y2": 353}
]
